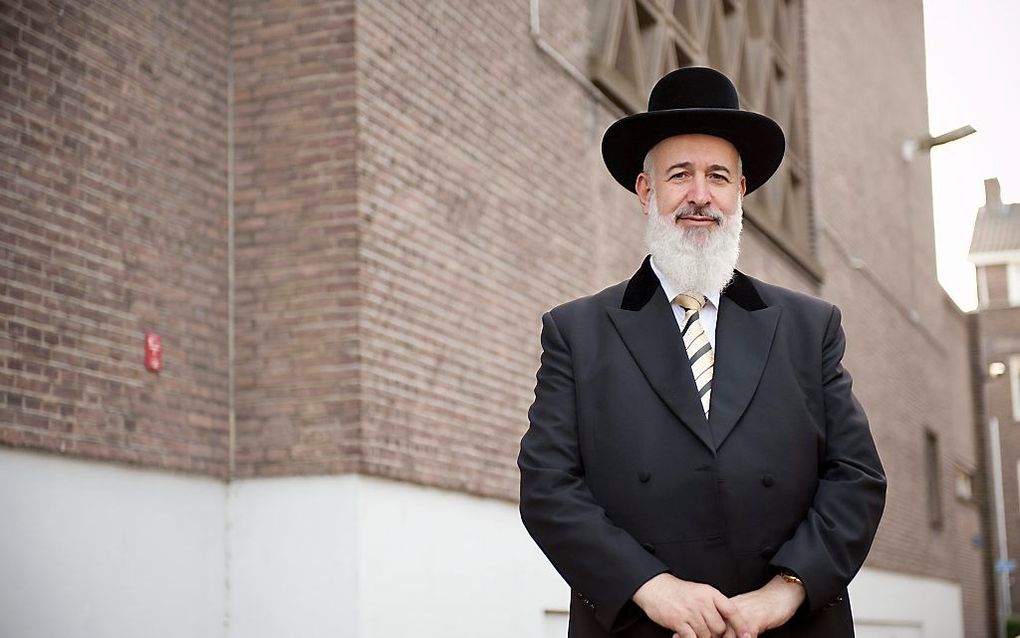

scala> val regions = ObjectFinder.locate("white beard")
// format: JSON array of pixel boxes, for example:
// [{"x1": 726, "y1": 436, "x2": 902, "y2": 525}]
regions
[{"x1": 643, "y1": 194, "x2": 743, "y2": 295}]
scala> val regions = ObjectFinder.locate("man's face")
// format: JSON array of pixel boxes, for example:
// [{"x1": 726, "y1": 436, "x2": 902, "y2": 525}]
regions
[
  {"x1": 637, "y1": 134, "x2": 747, "y2": 295},
  {"x1": 635, "y1": 133, "x2": 746, "y2": 233}
]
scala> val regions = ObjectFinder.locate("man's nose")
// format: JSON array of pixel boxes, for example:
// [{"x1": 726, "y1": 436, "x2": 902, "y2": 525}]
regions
[{"x1": 686, "y1": 175, "x2": 711, "y2": 207}]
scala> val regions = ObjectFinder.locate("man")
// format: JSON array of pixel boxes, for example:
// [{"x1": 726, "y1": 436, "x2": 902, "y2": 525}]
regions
[{"x1": 518, "y1": 67, "x2": 886, "y2": 638}]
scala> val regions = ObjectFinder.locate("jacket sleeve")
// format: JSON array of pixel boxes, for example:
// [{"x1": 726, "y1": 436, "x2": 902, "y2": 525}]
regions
[
  {"x1": 518, "y1": 311, "x2": 669, "y2": 632},
  {"x1": 770, "y1": 304, "x2": 887, "y2": 614}
]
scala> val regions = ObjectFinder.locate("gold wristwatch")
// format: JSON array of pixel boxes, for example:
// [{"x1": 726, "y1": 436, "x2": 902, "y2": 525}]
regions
[{"x1": 779, "y1": 571, "x2": 804, "y2": 586}]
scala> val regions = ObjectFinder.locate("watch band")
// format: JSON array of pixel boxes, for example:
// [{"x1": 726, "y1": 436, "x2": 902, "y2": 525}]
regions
[{"x1": 779, "y1": 571, "x2": 804, "y2": 586}]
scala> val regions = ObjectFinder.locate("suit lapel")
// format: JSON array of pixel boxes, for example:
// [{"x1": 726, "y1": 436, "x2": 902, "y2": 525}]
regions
[
  {"x1": 709, "y1": 275, "x2": 781, "y2": 449},
  {"x1": 607, "y1": 259, "x2": 782, "y2": 453},
  {"x1": 607, "y1": 257, "x2": 715, "y2": 452}
]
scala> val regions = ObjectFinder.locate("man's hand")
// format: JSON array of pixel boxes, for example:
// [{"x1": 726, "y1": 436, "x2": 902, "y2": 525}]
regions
[
  {"x1": 729, "y1": 575, "x2": 806, "y2": 634},
  {"x1": 632, "y1": 573, "x2": 753, "y2": 638}
]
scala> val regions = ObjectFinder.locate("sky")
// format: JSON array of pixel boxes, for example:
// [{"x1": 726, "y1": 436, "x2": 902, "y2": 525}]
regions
[{"x1": 923, "y1": 0, "x2": 1020, "y2": 310}]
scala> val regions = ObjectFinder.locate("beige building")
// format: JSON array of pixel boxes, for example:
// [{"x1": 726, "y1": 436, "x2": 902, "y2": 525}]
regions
[{"x1": 0, "y1": 1, "x2": 990, "y2": 636}]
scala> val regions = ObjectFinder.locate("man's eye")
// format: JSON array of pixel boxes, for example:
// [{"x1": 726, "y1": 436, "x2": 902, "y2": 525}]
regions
[
  {"x1": 668, "y1": 172, "x2": 689, "y2": 180},
  {"x1": 709, "y1": 173, "x2": 729, "y2": 182}
]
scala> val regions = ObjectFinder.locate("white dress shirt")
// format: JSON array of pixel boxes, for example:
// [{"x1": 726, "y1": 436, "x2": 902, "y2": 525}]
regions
[{"x1": 649, "y1": 257, "x2": 720, "y2": 350}]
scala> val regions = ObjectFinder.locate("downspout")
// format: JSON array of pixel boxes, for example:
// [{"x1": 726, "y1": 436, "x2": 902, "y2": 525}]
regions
[
  {"x1": 227, "y1": 16, "x2": 236, "y2": 481},
  {"x1": 225, "y1": 10, "x2": 236, "y2": 637}
]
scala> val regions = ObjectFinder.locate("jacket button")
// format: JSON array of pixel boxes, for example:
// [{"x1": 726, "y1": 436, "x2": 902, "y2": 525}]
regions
[
  {"x1": 761, "y1": 473, "x2": 775, "y2": 487},
  {"x1": 638, "y1": 471, "x2": 651, "y2": 483},
  {"x1": 759, "y1": 545, "x2": 775, "y2": 558},
  {"x1": 642, "y1": 542, "x2": 656, "y2": 555}
]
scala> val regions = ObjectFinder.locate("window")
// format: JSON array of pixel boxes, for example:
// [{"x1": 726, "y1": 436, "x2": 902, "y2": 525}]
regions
[
  {"x1": 954, "y1": 464, "x2": 974, "y2": 502},
  {"x1": 590, "y1": 0, "x2": 818, "y2": 277},
  {"x1": 977, "y1": 266, "x2": 990, "y2": 308},
  {"x1": 925, "y1": 430, "x2": 943, "y2": 530},
  {"x1": 1010, "y1": 355, "x2": 1020, "y2": 422},
  {"x1": 1008, "y1": 262, "x2": 1020, "y2": 306}
]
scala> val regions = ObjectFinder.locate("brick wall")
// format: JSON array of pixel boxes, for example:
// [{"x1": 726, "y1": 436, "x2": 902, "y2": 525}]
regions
[
  {"x1": 1, "y1": 0, "x2": 231, "y2": 476},
  {"x1": 230, "y1": 0, "x2": 359, "y2": 478},
  {"x1": 805, "y1": 0, "x2": 988, "y2": 633},
  {"x1": 982, "y1": 264, "x2": 1010, "y2": 307},
  {"x1": 0, "y1": 0, "x2": 362, "y2": 479},
  {"x1": 355, "y1": 0, "x2": 634, "y2": 496},
  {"x1": 976, "y1": 304, "x2": 1020, "y2": 614}
]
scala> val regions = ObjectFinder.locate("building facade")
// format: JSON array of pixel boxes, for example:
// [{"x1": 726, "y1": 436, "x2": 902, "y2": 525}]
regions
[
  {"x1": 0, "y1": 1, "x2": 989, "y2": 636},
  {"x1": 970, "y1": 177, "x2": 1020, "y2": 635}
]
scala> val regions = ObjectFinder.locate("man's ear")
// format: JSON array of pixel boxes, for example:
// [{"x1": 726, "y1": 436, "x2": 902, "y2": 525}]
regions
[
  {"x1": 739, "y1": 175, "x2": 747, "y2": 198},
  {"x1": 636, "y1": 173, "x2": 652, "y2": 213}
]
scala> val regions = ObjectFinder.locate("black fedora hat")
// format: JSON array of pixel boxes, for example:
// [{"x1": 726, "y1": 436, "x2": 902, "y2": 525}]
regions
[{"x1": 601, "y1": 66, "x2": 785, "y2": 194}]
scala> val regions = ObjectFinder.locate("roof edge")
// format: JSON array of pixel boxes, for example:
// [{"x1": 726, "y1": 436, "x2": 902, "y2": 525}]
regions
[{"x1": 968, "y1": 249, "x2": 1020, "y2": 266}]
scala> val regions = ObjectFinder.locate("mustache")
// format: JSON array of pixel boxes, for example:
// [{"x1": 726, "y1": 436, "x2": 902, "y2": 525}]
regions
[{"x1": 674, "y1": 204, "x2": 723, "y2": 224}]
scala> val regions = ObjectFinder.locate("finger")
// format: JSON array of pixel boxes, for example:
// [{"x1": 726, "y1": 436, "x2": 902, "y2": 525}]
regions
[
  {"x1": 722, "y1": 626, "x2": 737, "y2": 638},
  {"x1": 703, "y1": 608, "x2": 727, "y2": 637},
  {"x1": 720, "y1": 608, "x2": 754, "y2": 638},
  {"x1": 716, "y1": 596, "x2": 752, "y2": 638},
  {"x1": 689, "y1": 615, "x2": 711, "y2": 638},
  {"x1": 676, "y1": 624, "x2": 698, "y2": 638}
]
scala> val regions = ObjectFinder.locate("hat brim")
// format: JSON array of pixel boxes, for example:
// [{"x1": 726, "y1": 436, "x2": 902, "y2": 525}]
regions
[{"x1": 601, "y1": 108, "x2": 786, "y2": 194}]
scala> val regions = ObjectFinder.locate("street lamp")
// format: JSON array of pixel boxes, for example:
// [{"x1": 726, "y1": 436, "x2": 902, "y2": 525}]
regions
[{"x1": 900, "y1": 124, "x2": 977, "y2": 161}]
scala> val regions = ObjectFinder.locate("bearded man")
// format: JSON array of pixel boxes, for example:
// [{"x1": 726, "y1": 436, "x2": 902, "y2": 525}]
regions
[{"x1": 518, "y1": 67, "x2": 886, "y2": 638}]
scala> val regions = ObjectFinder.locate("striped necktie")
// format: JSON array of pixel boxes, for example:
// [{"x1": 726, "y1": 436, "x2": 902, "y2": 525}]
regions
[{"x1": 674, "y1": 293, "x2": 713, "y2": 417}]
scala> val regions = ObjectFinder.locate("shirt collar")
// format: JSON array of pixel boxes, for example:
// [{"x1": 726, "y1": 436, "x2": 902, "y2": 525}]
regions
[{"x1": 649, "y1": 256, "x2": 721, "y2": 310}]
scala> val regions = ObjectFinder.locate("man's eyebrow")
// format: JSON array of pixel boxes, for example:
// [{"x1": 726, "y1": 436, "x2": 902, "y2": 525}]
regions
[
  {"x1": 663, "y1": 162, "x2": 733, "y2": 175},
  {"x1": 664, "y1": 162, "x2": 693, "y2": 173}
]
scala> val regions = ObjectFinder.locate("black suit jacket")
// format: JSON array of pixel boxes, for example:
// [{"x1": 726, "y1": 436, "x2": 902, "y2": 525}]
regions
[{"x1": 518, "y1": 257, "x2": 886, "y2": 637}]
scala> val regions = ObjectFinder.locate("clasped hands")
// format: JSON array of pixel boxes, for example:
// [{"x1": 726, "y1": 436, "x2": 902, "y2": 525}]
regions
[{"x1": 632, "y1": 572, "x2": 806, "y2": 638}]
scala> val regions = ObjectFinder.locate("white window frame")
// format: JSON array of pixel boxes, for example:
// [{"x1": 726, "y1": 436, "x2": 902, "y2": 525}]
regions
[
  {"x1": 977, "y1": 266, "x2": 989, "y2": 308},
  {"x1": 1011, "y1": 355, "x2": 1020, "y2": 422},
  {"x1": 1008, "y1": 262, "x2": 1020, "y2": 306},
  {"x1": 953, "y1": 463, "x2": 974, "y2": 501}
]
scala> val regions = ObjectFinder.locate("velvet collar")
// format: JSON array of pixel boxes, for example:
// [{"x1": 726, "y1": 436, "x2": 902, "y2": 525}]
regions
[{"x1": 620, "y1": 255, "x2": 767, "y2": 312}]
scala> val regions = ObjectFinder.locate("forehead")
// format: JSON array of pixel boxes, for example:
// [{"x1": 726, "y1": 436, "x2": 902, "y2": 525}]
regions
[{"x1": 649, "y1": 134, "x2": 740, "y2": 168}]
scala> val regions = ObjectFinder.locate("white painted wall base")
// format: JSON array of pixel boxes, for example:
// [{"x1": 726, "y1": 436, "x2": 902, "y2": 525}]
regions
[
  {"x1": 0, "y1": 448, "x2": 227, "y2": 638},
  {"x1": 225, "y1": 475, "x2": 359, "y2": 637},
  {"x1": 1, "y1": 448, "x2": 963, "y2": 638},
  {"x1": 849, "y1": 567, "x2": 964, "y2": 638},
  {"x1": 227, "y1": 474, "x2": 568, "y2": 638},
  {"x1": 0, "y1": 448, "x2": 567, "y2": 638},
  {"x1": 356, "y1": 475, "x2": 567, "y2": 637}
]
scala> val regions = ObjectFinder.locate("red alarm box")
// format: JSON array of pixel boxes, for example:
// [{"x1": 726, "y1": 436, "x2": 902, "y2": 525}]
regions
[{"x1": 144, "y1": 331, "x2": 162, "y2": 372}]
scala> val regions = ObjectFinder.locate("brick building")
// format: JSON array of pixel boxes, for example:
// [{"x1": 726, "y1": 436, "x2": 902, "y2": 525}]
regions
[
  {"x1": 970, "y1": 177, "x2": 1020, "y2": 634},
  {"x1": 0, "y1": 1, "x2": 990, "y2": 637}
]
